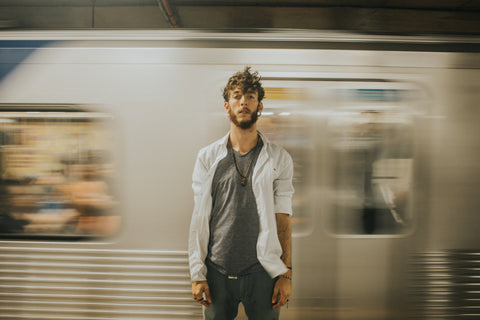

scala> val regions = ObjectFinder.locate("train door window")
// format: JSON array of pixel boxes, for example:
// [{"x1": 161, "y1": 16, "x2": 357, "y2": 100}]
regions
[
  {"x1": 326, "y1": 85, "x2": 425, "y2": 235},
  {"x1": 0, "y1": 106, "x2": 119, "y2": 239},
  {"x1": 258, "y1": 85, "x2": 317, "y2": 236}
]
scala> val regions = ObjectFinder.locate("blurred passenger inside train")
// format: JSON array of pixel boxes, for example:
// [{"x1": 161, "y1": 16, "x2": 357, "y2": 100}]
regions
[
  {"x1": 189, "y1": 67, "x2": 294, "y2": 319},
  {"x1": 357, "y1": 110, "x2": 411, "y2": 234},
  {"x1": 62, "y1": 151, "x2": 118, "y2": 235},
  {"x1": 328, "y1": 107, "x2": 412, "y2": 235}
]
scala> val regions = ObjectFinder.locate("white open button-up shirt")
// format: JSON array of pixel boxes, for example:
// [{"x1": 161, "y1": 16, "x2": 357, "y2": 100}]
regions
[{"x1": 189, "y1": 131, "x2": 294, "y2": 281}]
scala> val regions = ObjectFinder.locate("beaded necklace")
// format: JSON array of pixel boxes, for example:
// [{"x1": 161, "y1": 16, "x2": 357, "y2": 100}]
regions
[{"x1": 228, "y1": 135, "x2": 260, "y2": 186}]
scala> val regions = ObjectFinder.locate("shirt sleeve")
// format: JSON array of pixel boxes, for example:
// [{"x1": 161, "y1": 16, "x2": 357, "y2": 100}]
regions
[
  {"x1": 188, "y1": 150, "x2": 209, "y2": 281},
  {"x1": 273, "y1": 150, "x2": 294, "y2": 215},
  {"x1": 192, "y1": 150, "x2": 207, "y2": 202}
]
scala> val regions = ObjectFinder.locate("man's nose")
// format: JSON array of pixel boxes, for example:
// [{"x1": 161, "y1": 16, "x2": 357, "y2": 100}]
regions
[{"x1": 240, "y1": 95, "x2": 248, "y2": 105}]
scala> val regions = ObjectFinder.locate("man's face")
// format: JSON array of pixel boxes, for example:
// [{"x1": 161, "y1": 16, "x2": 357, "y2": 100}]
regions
[{"x1": 225, "y1": 86, "x2": 263, "y2": 130}]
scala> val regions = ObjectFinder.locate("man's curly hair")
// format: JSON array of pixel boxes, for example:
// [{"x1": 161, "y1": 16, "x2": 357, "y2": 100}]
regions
[{"x1": 222, "y1": 66, "x2": 265, "y2": 102}]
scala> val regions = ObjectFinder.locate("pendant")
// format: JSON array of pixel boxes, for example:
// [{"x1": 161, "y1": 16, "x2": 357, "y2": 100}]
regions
[{"x1": 241, "y1": 178, "x2": 247, "y2": 186}]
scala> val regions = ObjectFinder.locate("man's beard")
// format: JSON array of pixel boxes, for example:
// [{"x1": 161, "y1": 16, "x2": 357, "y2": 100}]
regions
[{"x1": 229, "y1": 106, "x2": 259, "y2": 130}]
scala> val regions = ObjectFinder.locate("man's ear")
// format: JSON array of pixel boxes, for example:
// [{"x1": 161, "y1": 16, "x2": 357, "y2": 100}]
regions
[
  {"x1": 224, "y1": 101, "x2": 229, "y2": 112},
  {"x1": 258, "y1": 101, "x2": 264, "y2": 113}
]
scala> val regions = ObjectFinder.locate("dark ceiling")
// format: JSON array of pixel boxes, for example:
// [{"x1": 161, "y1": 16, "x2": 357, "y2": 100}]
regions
[{"x1": 0, "y1": 0, "x2": 479, "y2": 35}]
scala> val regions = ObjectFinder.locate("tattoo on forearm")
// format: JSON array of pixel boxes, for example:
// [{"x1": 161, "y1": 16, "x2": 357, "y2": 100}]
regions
[{"x1": 276, "y1": 214, "x2": 292, "y2": 266}]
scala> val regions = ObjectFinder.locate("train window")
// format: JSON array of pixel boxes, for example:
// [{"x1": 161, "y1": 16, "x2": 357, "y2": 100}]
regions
[
  {"x1": 0, "y1": 106, "x2": 119, "y2": 239},
  {"x1": 326, "y1": 87, "x2": 424, "y2": 235}
]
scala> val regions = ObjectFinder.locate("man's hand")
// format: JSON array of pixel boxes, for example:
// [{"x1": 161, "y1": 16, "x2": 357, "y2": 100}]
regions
[
  {"x1": 272, "y1": 274, "x2": 291, "y2": 310},
  {"x1": 191, "y1": 281, "x2": 212, "y2": 307}
]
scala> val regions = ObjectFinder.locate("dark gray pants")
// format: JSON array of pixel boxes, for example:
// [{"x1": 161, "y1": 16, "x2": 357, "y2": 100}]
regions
[{"x1": 204, "y1": 266, "x2": 280, "y2": 320}]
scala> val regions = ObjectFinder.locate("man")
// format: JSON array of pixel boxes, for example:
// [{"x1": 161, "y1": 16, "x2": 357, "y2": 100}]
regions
[{"x1": 188, "y1": 66, "x2": 294, "y2": 319}]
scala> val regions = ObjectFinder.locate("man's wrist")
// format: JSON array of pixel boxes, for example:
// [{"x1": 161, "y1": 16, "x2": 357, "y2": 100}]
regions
[
  {"x1": 279, "y1": 274, "x2": 292, "y2": 280},
  {"x1": 281, "y1": 268, "x2": 293, "y2": 278},
  {"x1": 192, "y1": 280, "x2": 207, "y2": 284}
]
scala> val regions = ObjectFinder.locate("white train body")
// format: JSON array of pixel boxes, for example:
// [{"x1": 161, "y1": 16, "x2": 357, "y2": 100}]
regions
[{"x1": 0, "y1": 30, "x2": 479, "y2": 319}]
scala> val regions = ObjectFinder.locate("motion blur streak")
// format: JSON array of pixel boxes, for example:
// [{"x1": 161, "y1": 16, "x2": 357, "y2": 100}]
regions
[{"x1": 0, "y1": 30, "x2": 479, "y2": 320}]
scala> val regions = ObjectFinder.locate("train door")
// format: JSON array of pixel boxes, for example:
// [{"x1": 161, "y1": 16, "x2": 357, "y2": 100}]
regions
[
  {"x1": 257, "y1": 80, "x2": 337, "y2": 319},
  {"x1": 325, "y1": 82, "x2": 427, "y2": 320}
]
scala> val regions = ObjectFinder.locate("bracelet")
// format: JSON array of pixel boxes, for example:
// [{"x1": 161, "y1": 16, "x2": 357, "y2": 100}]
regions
[{"x1": 280, "y1": 274, "x2": 292, "y2": 280}]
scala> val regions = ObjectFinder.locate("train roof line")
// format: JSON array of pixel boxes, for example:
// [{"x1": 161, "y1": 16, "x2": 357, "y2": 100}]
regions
[{"x1": 0, "y1": 29, "x2": 479, "y2": 44}]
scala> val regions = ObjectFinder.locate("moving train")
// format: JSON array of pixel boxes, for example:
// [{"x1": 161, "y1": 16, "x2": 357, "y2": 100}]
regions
[{"x1": 0, "y1": 30, "x2": 479, "y2": 320}]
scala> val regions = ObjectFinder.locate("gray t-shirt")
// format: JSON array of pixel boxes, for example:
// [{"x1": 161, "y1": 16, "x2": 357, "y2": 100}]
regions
[{"x1": 207, "y1": 138, "x2": 264, "y2": 276}]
